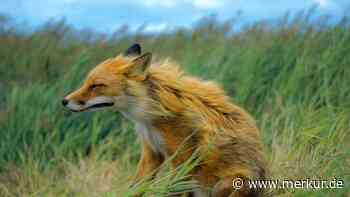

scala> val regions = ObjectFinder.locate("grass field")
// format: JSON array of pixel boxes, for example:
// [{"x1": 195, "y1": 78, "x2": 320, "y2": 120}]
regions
[{"x1": 0, "y1": 10, "x2": 349, "y2": 196}]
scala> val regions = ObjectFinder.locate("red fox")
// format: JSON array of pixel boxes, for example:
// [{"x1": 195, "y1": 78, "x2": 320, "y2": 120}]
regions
[{"x1": 62, "y1": 44, "x2": 267, "y2": 197}]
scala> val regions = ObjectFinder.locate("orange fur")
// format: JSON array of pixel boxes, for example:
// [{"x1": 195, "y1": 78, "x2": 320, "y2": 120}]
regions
[{"x1": 64, "y1": 47, "x2": 267, "y2": 197}]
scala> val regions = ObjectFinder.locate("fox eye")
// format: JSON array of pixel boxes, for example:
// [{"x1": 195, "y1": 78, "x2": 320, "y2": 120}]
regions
[{"x1": 89, "y1": 84, "x2": 106, "y2": 91}]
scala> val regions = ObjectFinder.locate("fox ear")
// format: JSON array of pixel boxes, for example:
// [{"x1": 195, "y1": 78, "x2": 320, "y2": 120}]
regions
[
  {"x1": 124, "y1": 43, "x2": 141, "y2": 56},
  {"x1": 129, "y1": 52, "x2": 152, "y2": 76}
]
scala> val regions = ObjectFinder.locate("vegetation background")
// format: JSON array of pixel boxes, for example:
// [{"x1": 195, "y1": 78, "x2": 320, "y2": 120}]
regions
[{"x1": 0, "y1": 8, "x2": 349, "y2": 197}]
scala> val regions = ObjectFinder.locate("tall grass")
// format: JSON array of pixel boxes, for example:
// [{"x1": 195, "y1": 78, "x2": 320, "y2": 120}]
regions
[{"x1": 0, "y1": 9, "x2": 349, "y2": 196}]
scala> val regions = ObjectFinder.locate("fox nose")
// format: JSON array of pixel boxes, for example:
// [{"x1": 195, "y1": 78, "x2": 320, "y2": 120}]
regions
[{"x1": 62, "y1": 99, "x2": 68, "y2": 106}]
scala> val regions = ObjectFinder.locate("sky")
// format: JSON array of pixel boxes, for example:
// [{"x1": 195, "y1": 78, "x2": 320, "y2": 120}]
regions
[{"x1": 0, "y1": 0, "x2": 348, "y2": 33}]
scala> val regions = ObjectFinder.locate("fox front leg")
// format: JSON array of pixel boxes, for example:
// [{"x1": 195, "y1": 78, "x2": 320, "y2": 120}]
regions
[{"x1": 132, "y1": 141, "x2": 164, "y2": 185}]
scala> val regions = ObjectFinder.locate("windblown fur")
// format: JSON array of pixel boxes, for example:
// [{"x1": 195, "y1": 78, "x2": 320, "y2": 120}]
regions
[{"x1": 63, "y1": 44, "x2": 267, "y2": 197}]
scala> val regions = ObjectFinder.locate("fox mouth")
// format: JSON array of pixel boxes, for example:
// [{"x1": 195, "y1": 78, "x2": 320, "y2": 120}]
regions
[{"x1": 69, "y1": 102, "x2": 114, "y2": 112}]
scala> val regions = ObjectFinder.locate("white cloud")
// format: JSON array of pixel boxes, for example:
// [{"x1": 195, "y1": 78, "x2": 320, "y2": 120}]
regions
[
  {"x1": 143, "y1": 23, "x2": 169, "y2": 33},
  {"x1": 313, "y1": 0, "x2": 339, "y2": 10},
  {"x1": 140, "y1": 0, "x2": 224, "y2": 10},
  {"x1": 190, "y1": 0, "x2": 224, "y2": 9},
  {"x1": 314, "y1": 0, "x2": 328, "y2": 8}
]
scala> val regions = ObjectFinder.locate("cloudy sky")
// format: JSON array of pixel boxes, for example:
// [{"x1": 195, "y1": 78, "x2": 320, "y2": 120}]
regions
[{"x1": 0, "y1": 0, "x2": 348, "y2": 33}]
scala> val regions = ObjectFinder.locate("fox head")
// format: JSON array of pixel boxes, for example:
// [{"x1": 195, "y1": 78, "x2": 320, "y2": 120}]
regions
[{"x1": 62, "y1": 43, "x2": 152, "y2": 114}]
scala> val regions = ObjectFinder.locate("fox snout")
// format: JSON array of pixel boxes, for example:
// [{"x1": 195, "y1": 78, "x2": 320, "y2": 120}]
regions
[
  {"x1": 62, "y1": 98, "x2": 69, "y2": 106},
  {"x1": 62, "y1": 98, "x2": 86, "y2": 106},
  {"x1": 62, "y1": 94, "x2": 114, "y2": 112}
]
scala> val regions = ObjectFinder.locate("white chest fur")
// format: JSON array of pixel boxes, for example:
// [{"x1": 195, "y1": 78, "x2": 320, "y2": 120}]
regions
[
  {"x1": 120, "y1": 109, "x2": 165, "y2": 155},
  {"x1": 134, "y1": 123, "x2": 165, "y2": 154}
]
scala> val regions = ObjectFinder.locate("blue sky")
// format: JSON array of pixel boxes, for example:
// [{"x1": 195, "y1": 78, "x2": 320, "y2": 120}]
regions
[{"x1": 0, "y1": 0, "x2": 348, "y2": 33}]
